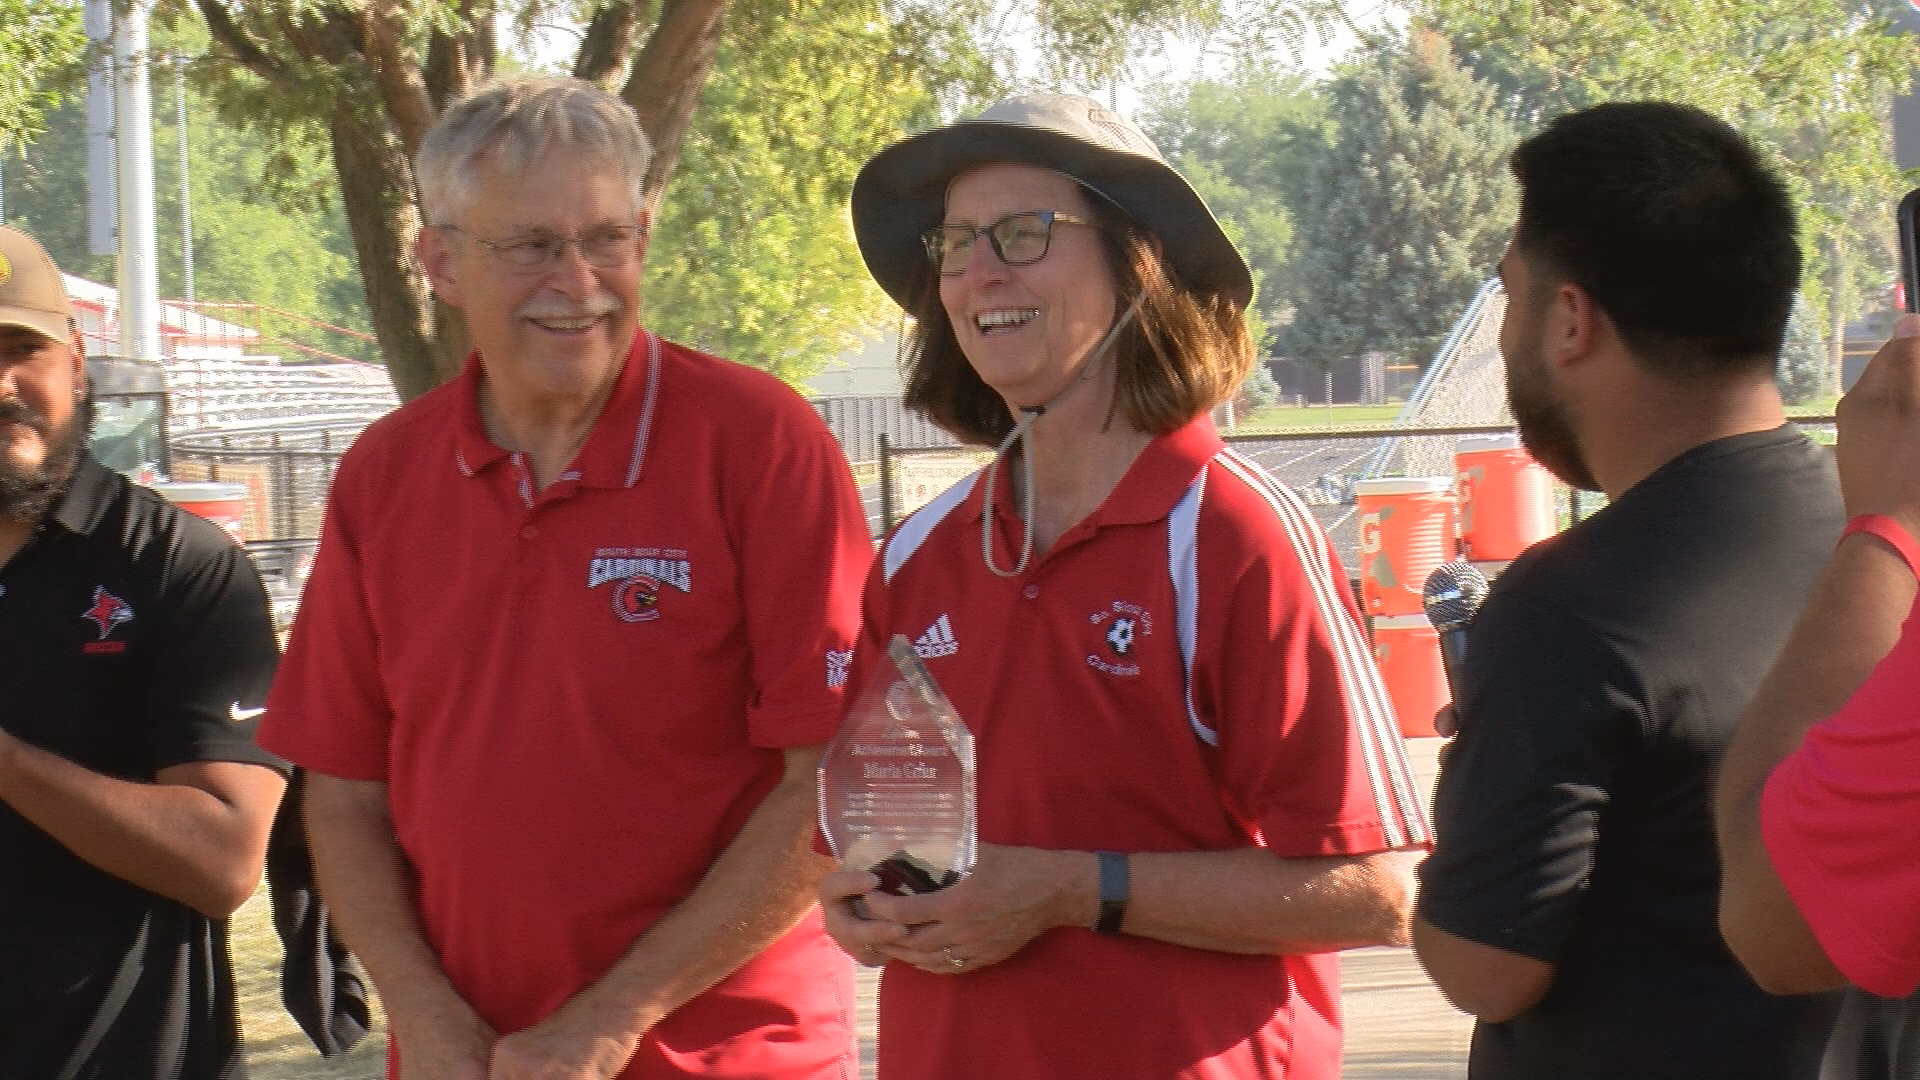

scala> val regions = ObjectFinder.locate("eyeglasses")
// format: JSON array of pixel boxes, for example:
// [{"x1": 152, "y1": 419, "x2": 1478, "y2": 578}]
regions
[
  {"x1": 441, "y1": 223, "x2": 648, "y2": 269},
  {"x1": 923, "y1": 211, "x2": 1099, "y2": 276}
]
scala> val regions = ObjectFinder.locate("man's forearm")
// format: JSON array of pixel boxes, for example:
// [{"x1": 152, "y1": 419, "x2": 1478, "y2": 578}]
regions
[
  {"x1": 1114, "y1": 846, "x2": 1422, "y2": 955},
  {"x1": 1717, "y1": 534, "x2": 1917, "y2": 991},
  {"x1": 0, "y1": 736, "x2": 285, "y2": 917},
  {"x1": 302, "y1": 775, "x2": 484, "y2": 1033}
]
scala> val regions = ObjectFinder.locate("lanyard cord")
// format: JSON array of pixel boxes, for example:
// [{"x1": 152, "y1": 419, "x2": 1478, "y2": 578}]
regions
[{"x1": 980, "y1": 299, "x2": 1143, "y2": 578}]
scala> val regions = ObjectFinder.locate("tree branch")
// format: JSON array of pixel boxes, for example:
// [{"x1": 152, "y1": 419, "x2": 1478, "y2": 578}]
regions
[
  {"x1": 194, "y1": 0, "x2": 285, "y2": 83},
  {"x1": 621, "y1": 0, "x2": 728, "y2": 207},
  {"x1": 425, "y1": 0, "x2": 497, "y2": 114},
  {"x1": 574, "y1": 0, "x2": 643, "y2": 89},
  {"x1": 357, "y1": 0, "x2": 439, "y2": 162}
]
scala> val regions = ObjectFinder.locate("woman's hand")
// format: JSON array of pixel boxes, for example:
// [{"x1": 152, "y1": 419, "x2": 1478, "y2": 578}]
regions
[
  {"x1": 817, "y1": 867, "x2": 913, "y2": 968},
  {"x1": 854, "y1": 844, "x2": 1095, "y2": 975}
]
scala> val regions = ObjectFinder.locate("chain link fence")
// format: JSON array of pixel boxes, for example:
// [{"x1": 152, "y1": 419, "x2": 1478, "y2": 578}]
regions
[{"x1": 878, "y1": 416, "x2": 1838, "y2": 574}]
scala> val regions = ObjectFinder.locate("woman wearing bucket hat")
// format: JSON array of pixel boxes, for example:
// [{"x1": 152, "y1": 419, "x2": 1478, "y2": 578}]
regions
[{"x1": 821, "y1": 94, "x2": 1429, "y2": 1079}]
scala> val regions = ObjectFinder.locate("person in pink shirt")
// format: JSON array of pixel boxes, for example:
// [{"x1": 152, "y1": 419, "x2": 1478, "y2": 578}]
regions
[{"x1": 1719, "y1": 311, "x2": 1920, "y2": 1002}]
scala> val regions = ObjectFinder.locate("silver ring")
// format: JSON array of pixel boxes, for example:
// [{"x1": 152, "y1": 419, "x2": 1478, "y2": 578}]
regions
[{"x1": 942, "y1": 946, "x2": 966, "y2": 969}]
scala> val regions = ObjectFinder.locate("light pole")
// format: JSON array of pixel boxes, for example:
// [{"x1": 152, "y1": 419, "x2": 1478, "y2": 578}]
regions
[
  {"x1": 111, "y1": 0, "x2": 162, "y2": 361},
  {"x1": 175, "y1": 55, "x2": 194, "y2": 303}
]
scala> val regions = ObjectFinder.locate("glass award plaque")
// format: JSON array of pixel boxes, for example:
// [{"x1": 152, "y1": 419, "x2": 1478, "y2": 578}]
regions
[{"x1": 818, "y1": 634, "x2": 976, "y2": 894}]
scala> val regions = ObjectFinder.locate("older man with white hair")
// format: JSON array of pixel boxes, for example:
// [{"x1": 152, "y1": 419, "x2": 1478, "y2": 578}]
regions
[{"x1": 261, "y1": 77, "x2": 872, "y2": 1080}]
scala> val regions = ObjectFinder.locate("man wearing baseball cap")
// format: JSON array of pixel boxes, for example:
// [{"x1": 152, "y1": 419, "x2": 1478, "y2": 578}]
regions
[{"x1": 0, "y1": 225, "x2": 287, "y2": 1078}]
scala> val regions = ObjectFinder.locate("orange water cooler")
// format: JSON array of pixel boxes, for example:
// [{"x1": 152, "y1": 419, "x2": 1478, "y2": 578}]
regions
[
  {"x1": 1455, "y1": 434, "x2": 1556, "y2": 563},
  {"x1": 1354, "y1": 477, "x2": 1457, "y2": 617},
  {"x1": 1371, "y1": 614, "x2": 1450, "y2": 738},
  {"x1": 150, "y1": 481, "x2": 251, "y2": 544}
]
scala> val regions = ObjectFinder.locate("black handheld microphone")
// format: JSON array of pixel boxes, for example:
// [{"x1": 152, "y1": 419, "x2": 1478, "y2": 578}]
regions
[{"x1": 1422, "y1": 560, "x2": 1491, "y2": 706}]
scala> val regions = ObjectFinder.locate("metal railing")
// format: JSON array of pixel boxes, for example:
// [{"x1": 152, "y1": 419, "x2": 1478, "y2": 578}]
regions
[{"x1": 875, "y1": 416, "x2": 1840, "y2": 569}]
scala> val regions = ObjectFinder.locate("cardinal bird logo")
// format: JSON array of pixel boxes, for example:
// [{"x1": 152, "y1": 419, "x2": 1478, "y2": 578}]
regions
[
  {"x1": 611, "y1": 575, "x2": 663, "y2": 623},
  {"x1": 82, "y1": 586, "x2": 134, "y2": 640}
]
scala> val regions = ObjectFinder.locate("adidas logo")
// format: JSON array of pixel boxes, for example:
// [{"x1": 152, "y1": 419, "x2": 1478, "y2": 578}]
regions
[{"x1": 913, "y1": 614, "x2": 959, "y2": 659}]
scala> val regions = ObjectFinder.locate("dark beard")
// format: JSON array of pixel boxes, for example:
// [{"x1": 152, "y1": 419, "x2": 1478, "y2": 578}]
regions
[
  {"x1": 0, "y1": 395, "x2": 91, "y2": 524},
  {"x1": 1501, "y1": 306, "x2": 1601, "y2": 494},
  {"x1": 1510, "y1": 386, "x2": 1601, "y2": 494}
]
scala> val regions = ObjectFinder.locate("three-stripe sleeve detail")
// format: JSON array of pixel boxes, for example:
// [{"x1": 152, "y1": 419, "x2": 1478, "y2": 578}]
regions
[{"x1": 1217, "y1": 450, "x2": 1431, "y2": 848}]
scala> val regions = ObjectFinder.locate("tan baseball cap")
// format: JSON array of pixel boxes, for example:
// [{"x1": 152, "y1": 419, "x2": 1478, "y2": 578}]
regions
[{"x1": 0, "y1": 226, "x2": 76, "y2": 343}]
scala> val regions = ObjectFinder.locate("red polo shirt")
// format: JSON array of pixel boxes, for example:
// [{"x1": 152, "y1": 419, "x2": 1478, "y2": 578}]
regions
[
  {"x1": 262, "y1": 332, "x2": 871, "y2": 1078},
  {"x1": 859, "y1": 416, "x2": 1430, "y2": 1080}
]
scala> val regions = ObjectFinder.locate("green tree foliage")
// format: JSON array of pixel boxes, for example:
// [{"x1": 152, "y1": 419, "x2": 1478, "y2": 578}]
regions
[
  {"x1": 1012, "y1": 0, "x2": 1364, "y2": 89},
  {"x1": 640, "y1": 8, "x2": 957, "y2": 382},
  {"x1": 1422, "y1": 0, "x2": 1918, "y2": 357},
  {"x1": 1141, "y1": 66, "x2": 1332, "y2": 352},
  {"x1": 1777, "y1": 301, "x2": 1829, "y2": 406},
  {"x1": 1240, "y1": 357, "x2": 1283, "y2": 408},
  {"x1": 0, "y1": 0, "x2": 85, "y2": 148},
  {"x1": 6, "y1": 0, "x2": 1371, "y2": 398},
  {"x1": 163, "y1": 0, "x2": 1354, "y2": 399},
  {"x1": 4, "y1": 81, "x2": 373, "y2": 355},
  {"x1": 1286, "y1": 31, "x2": 1518, "y2": 375}
]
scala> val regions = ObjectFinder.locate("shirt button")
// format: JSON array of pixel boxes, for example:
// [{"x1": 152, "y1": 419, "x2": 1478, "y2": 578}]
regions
[
  {"x1": 520, "y1": 525, "x2": 538, "y2": 540},
  {"x1": 1022, "y1": 584, "x2": 1040, "y2": 600}
]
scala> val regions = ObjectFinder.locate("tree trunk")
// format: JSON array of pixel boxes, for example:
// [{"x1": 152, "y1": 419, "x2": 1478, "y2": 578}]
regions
[
  {"x1": 329, "y1": 110, "x2": 460, "y2": 401},
  {"x1": 622, "y1": 0, "x2": 729, "y2": 207}
]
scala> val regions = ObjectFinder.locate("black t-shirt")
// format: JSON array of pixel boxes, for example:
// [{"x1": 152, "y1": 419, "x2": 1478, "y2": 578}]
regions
[
  {"x1": 1419, "y1": 426, "x2": 1847, "y2": 1080},
  {"x1": 0, "y1": 455, "x2": 283, "y2": 1080}
]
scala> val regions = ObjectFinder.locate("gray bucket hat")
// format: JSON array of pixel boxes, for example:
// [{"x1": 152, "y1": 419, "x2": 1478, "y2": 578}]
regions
[{"x1": 851, "y1": 93, "x2": 1253, "y2": 313}]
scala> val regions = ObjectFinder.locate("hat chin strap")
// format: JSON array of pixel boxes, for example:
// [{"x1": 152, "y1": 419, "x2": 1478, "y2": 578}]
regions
[{"x1": 980, "y1": 297, "x2": 1143, "y2": 578}]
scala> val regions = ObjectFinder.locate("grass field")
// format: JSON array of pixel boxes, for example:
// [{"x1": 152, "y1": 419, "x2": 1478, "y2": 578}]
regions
[
  {"x1": 230, "y1": 887, "x2": 882, "y2": 1079},
  {"x1": 1239, "y1": 403, "x2": 1409, "y2": 430},
  {"x1": 232, "y1": 886, "x2": 387, "y2": 1079}
]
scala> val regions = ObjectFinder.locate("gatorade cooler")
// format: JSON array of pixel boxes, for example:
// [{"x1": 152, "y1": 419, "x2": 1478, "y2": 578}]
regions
[
  {"x1": 1372, "y1": 614, "x2": 1450, "y2": 738},
  {"x1": 1355, "y1": 477, "x2": 1457, "y2": 617},
  {"x1": 151, "y1": 481, "x2": 250, "y2": 544},
  {"x1": 1455, "y1": 434, "x2": 1556, "y2": 562}
]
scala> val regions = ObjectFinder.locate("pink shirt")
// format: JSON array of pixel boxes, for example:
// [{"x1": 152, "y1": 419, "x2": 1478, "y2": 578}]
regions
[{"x1": 1763, "y1": 587, "x2": 1920, "y2": 998}]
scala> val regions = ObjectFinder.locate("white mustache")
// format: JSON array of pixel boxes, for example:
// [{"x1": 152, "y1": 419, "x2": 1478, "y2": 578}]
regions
[{"x1": 517, "y1": 294, "x2": 621, "y2": 321}]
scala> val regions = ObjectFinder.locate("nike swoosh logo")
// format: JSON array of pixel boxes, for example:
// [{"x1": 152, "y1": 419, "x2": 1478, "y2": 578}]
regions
[{"x1": 229, "y1": 704, "x2": 267, "y2": 722}]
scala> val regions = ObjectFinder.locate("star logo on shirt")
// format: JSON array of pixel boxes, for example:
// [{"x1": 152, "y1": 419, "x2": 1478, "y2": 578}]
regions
[{"x1": 82, "y1": 586, "x2": 134, "y2": 641}]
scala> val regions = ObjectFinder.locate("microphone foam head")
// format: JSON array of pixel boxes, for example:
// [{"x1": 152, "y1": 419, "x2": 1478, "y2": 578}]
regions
[{"x1": 1422, "y1": 560, "x2": 1491, "y2": 626}]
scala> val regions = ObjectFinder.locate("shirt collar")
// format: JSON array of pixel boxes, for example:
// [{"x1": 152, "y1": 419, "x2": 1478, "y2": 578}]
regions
[
  {"x1": 48, "y1": 453, "x2": 118, "y2": 537},
  {"x1": 970, "y1": 414, "x2": 1224, "y2": 529},
  {"x1": 450, "y1": 330, "x2": 663, "y2": 490}
]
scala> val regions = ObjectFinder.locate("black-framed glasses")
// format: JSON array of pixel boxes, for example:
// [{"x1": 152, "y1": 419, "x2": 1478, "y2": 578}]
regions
[
  {"x1": 923, "y1": 211, "x2": 1099, "y2": 276},
  {"x1": 441, "y1": 223, "x2": 648, "y2": 269}
]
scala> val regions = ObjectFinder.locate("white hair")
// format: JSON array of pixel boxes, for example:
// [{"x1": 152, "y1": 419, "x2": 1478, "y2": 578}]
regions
[{"x1": 416, "y1": 75, "x2": 654, "y2": 225}]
